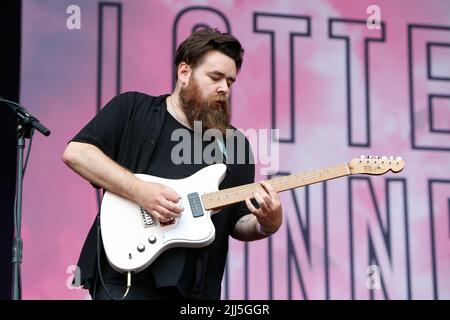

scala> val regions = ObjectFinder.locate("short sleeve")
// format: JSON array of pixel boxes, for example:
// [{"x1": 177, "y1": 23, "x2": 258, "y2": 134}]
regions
[{"x1": 71, "y1": 92, "x2": 135, "y2": 160}]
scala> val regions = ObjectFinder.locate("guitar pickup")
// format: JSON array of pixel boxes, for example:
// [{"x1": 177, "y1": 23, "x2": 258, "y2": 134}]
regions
[{"x1": 188, "y1": 192, "x2": 204, "y2": 218}]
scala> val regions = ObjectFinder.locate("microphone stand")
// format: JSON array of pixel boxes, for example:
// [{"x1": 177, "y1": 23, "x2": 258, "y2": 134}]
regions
[{"x1": 0, "y1": 98, "x2": 50, "y2": 300}]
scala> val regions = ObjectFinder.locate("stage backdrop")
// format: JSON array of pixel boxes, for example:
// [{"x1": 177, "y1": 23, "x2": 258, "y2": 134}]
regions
[{"x1": 19, "y1": 0, "x2": 450, "y2": 299}]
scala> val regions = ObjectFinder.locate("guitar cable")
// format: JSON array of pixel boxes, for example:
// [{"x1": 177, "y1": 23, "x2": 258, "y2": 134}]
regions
[{"x1": 96, "y1": 215, "x2": 132, "y2": 300}]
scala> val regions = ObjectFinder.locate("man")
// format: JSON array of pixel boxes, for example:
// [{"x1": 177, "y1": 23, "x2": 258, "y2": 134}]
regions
[{"x1": 63, "y1": 28, "x2": 282, "y2": 300}]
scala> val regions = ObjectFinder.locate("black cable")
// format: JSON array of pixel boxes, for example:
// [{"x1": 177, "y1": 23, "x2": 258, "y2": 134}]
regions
[
  {"x1": 23, "y1": 133, "x2": 33, "y2": 174},
  {"x1": 95, "y1": 215, "x2": 131, "y2": 300},
  {"x1": 92, "y1": 265, "x2": 98, "y2": 299},
  {"x1": 12, "y1": 194, "x2": 20, "y2": 297},
  {"x1": 11, "y1": 132, "x2": 29, "y2": 299}
]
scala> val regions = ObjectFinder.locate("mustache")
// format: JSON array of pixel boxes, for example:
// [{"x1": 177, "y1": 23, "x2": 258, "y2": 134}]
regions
[{"x1": 208, "y1": 94, "x2": 228, "y2": 108}]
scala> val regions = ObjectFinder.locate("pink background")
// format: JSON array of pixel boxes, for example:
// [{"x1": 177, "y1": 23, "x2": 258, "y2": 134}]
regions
[{"x1": 19, "y1": 0, "x2": 450, "y2": 299}]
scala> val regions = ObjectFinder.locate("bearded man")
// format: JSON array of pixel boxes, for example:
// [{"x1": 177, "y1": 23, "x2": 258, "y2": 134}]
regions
[{"x1": 63, "y1": 28, "x2": 282, "y2": 300}]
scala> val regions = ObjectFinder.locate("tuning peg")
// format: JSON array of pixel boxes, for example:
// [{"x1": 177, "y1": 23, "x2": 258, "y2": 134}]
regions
[
  {"x1": 360, "y1": 155, "x2": 366, "y2": 159},
  {"x1": 389, "y1": 156, "x2": 394, "y2": 160},
  {"x1": 368, "y1": 155, "x2": 373, "y2": 159},
  {"x1": 396, "y1": 156, "x2": 402, "y2": 161},
  {"x1": 375, "y1": 156, "x2": 379, "y2": 159}
]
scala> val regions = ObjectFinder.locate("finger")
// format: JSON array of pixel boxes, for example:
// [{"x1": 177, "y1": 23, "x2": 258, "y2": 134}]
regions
[
  {"x1": 155, "y1": 205, "x2": 181, "y2": 220},
  {"x1": 160, "y1": 198, "x2": 184, "y2": 214},
  {"x1": 148, "y1": 209, "x2": 170, "y2": 222},
  {"x1": 245, "y1": 198, "x2": 260, "y2": 216},
  {"x1": 254, "y1": 192, "x2": 269, "y2": 212},
  {"x1": 162, "y1": 186, "x2": 181, "y2": 202},
  {"x1": 260, "y1": 181, "x2": 279, "y2": 202},
  {"x1": 256, "y1": 185, "x2": 272, "y2": 204},
  {"x1": 259, "y1": 183, "x2": 279, "y2": 211}
]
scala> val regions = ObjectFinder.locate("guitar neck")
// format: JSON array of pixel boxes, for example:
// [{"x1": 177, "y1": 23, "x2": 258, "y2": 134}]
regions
[{"x1": 202, "y1": 163, "x2": 351, "y2": 211}]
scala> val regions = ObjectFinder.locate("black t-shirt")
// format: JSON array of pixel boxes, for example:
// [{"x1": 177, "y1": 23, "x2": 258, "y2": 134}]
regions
[{"x1": 71, "y1": 92, "x2": 255, "y2": 299}]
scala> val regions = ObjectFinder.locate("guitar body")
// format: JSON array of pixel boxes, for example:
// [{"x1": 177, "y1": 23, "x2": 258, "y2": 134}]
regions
[{"x1": 100, "y1": 163, "x2": 227, "y2": 273}]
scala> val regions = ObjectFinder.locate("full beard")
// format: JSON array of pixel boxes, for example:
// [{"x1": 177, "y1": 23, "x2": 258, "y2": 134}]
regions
[{"x1": 179, "y1": 77, "x2": 230, "y2": 135}]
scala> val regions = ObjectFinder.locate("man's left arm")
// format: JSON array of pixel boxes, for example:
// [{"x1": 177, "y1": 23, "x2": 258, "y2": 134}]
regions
[{"x1": 231, "y1": 181, "x2": 282, "y2": 241}]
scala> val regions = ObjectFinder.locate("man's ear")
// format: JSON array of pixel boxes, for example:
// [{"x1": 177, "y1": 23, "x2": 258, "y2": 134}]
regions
[{"x1": 177, "y1": 62, "x2": 191, "y2": 85}]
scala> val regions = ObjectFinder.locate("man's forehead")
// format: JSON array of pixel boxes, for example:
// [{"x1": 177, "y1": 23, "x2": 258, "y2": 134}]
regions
[{"x1": 199, "y1": 51, "x2": 237, "y2": 76}]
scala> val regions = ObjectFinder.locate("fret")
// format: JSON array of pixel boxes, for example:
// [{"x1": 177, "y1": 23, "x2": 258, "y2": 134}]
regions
[{"x1": 202, "y1": 163, "x2": 349, "y2": 211}]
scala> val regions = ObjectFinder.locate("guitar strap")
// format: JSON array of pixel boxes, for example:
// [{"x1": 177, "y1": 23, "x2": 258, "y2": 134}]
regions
[
  {"x1": 217, "y1": 137, "x2": 227, "y2": 159},
  {"x1": 217, "y1": 135, "x2": 231, "y2": 176}
]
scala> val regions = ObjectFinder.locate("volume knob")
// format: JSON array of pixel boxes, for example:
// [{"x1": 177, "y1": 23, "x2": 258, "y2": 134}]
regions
[{"x1": 148, "y1": 235, "x2": 157, "y2": 244}]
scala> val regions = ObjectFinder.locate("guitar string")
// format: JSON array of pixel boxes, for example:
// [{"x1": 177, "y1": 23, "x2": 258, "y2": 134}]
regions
[
  {"x1": 202, "y1": 164, "x2": 349, "y2": 207},
  {"x1": 207, "y1": 158, "x2": 398, "y2": 205}
]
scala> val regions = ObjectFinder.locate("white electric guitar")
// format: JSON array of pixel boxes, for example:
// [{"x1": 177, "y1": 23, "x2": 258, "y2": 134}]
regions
[{"x1": 100, "y1": 156, "x2": 404, "y2": 273}]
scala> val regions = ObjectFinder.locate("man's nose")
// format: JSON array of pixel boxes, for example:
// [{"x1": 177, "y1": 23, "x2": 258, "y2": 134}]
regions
[{"x1": 217, "y1": 79, "x2": 229, "y2": 95}]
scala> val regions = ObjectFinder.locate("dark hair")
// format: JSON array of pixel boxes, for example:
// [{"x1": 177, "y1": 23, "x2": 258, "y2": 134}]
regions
[{"x1": 175, "y1": 28, "x2": 244, "y2": 76}]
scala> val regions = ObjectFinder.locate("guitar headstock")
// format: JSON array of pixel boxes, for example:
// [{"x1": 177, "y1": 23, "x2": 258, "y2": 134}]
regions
[{"x1": 349, "y1": 155, "x2": 405, "y2": 175}]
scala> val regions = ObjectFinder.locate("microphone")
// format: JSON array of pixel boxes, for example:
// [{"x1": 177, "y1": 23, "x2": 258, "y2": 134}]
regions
[{"x1": 0, "y1": 97, "x2": 51, "y2": 136}]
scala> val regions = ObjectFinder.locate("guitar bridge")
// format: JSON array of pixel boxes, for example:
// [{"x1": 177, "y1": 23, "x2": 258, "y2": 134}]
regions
[{"x1": 140, "y1": 207, "x2": 156, "y2": 228}]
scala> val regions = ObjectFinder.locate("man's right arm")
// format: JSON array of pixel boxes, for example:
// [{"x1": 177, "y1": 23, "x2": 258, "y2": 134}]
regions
[{"x1": 62, "y1": 141, "x2": 183, "y2": 221}]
